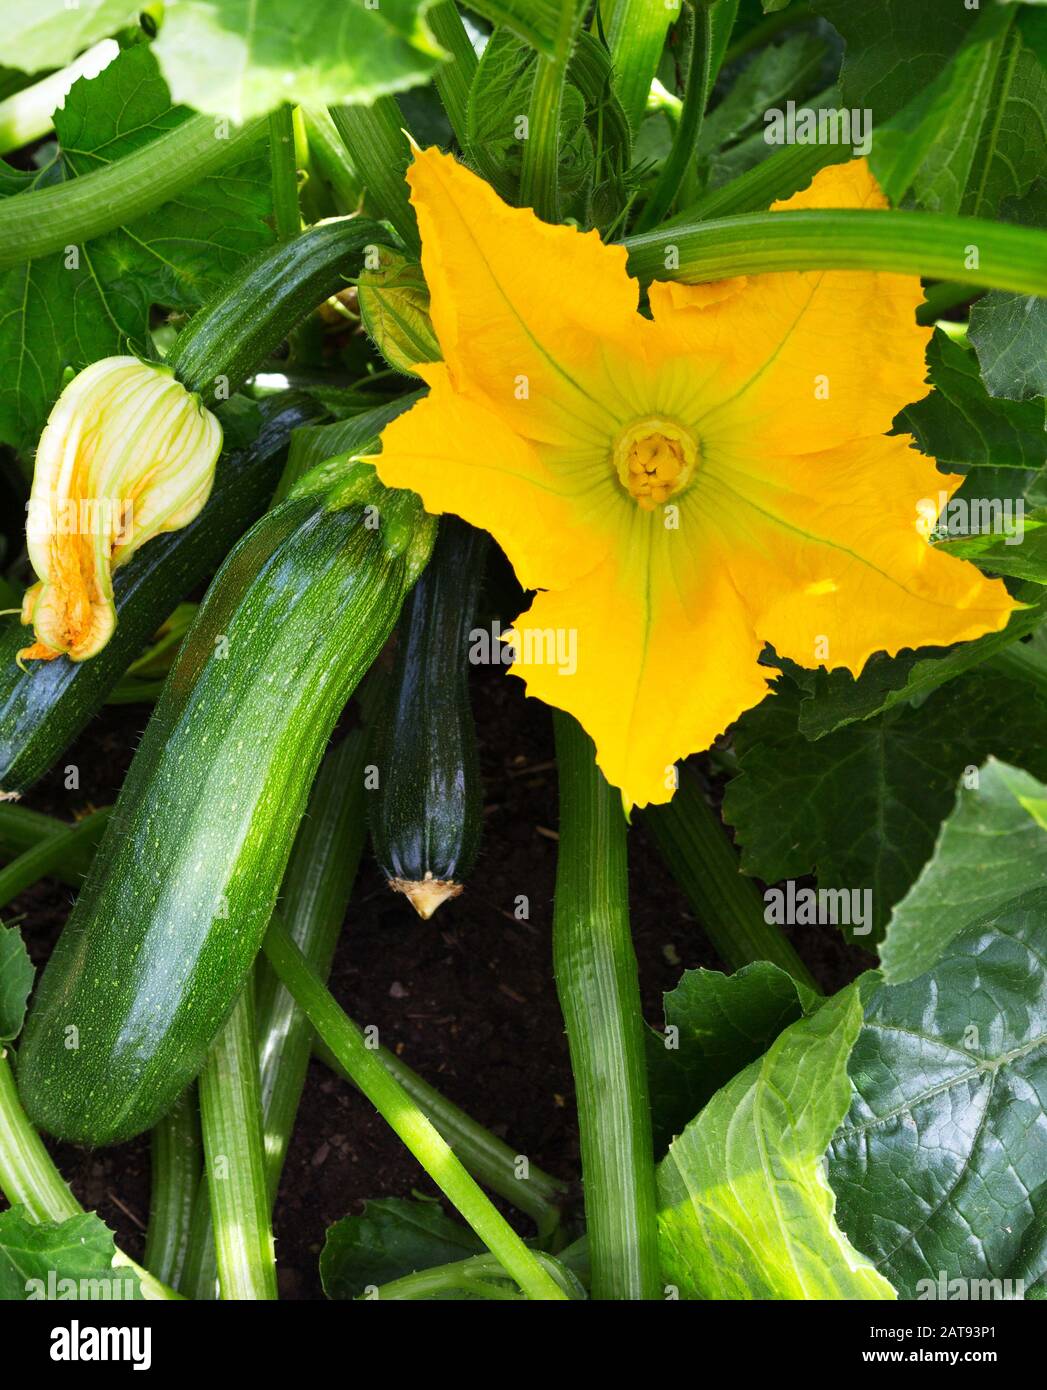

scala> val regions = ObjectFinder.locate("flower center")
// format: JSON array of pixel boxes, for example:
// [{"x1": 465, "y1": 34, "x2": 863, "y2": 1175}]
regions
[{"x1": 614, "y1": 419, "x2": 698, "y2": 511}]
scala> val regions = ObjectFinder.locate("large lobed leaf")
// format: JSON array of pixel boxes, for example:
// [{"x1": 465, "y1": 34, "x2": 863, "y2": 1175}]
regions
[
  {"x1": 0, "y1": 1208, "x2": 143, "y2": 1301},
  {"x1": 657, "y1": 985, "x2": 896, "y2": 1300},
  {"x1": 723, "y1": 673, "x2": 1047, "y2": 942},
  {"x1": 0, "y1": 44, "x2": 274, "y2": 452},
  {"x1": 879, "y1": 758, "x2": 1047, "y2": 984},
  {"x1": 152, "y1": 0, "x2": 445, "y2": 122},
  {"x1": 831, "y1": 907, "x2": 1047, "y2": 1299}
]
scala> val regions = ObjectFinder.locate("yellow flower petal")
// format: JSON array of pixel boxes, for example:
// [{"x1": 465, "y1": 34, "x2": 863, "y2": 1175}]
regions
[
  {"x1": 649, "y1": 159, "x2": 931, "y2": 458},
  {"x1": 374, "y1": 151, "x2": 1019, "y2": 809},
  {"x1": 406, "y1": 145, "x2": 643, "y2": 449},
  {"x1": 700, "y1": 432, "x2": 1016, "y2": 672},
  {"x1": 507, "y1": 517, "x2": 771, "y2": 810},
  {"x1": 374, "y1": 362, "x2": 620, "y2": 591}
]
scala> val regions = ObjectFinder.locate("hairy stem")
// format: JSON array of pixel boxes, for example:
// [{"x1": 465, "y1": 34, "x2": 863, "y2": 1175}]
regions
[
  {"x1": 198, "y1": 988, "x2": 278, "y2": 1300},
  {"x1": 642, "y1": 769, "x2": 819, "y2": 991},
  {"x1": 144, "y1": 1088, "x2": 201, "y2": 1293},
  {"x1": 551, "y1": 712, "x2": 661, "y2": 1300}
]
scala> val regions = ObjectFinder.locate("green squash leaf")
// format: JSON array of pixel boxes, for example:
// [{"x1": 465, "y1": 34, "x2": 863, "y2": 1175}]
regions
[
  {"x1": 320, "y1": 1197, "x2": 483, "y2": 1299},
  {"x1": 784, "y1": 594, "x2": 1047, "y2": 741},
  {"x1": 0, "y1": 45, "x2": 273, "y2": 452},
  {"x1": 899, "y1": 330, "x2": 1047, "y2": 479},
  {"x1": 830, "y1": 909, "x2": 1047, "y2": 1299},
  {"x1": 870, "y1": 9, "x2": 1047, "y2": 217},
  {"x1": 153, "y1": 0, "x2": 444, "y2": 121},
  {"x1": 0, "y1": 924, "x2": 34, "y2": 1044},
  {"x1": 969, "y1": 181, "x2": 1047, "y2": 401},
  {"x1": 4, "y1": 0, "x2": 138, "y2": 73},
  {"x1": 724, "y1": 673, "x2": 1047, "y2": 942},
  {"x1": 880, "y1": 758, "x2": 1047, "y2": 984},
  {"x1": 646, "y1": 962, "x2": 816, "y2": 1156},
  {"x1": 814, "y1": 0, "x2": 972, "y2": 121},
  {"x1": 0, "y1": 1208, "x2": 143, "y2": 1300},
  {"x1": 657, "y1": 984, "x2": 895, "y2": 1300}
]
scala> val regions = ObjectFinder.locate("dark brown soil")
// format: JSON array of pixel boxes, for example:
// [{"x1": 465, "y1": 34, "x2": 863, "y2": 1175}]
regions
[{"x1": 7, "y1": 662, "x2": 866, "y2": 1300}]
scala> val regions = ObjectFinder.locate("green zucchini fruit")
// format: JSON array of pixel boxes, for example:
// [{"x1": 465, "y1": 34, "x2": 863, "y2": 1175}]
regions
[
  {"x1": 369, "y1": 516, "x2": 487, "y2": 919},
  {"x1": 17, "y1": 460, "x2": 434, "y2": 1146},
  {"x1": 0, "y1": 395, "x2": 321, "y2": 799}
]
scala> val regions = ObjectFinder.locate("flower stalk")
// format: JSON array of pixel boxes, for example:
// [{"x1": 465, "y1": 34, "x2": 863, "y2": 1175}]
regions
[{"x1": 552, "y1": 712, "x2": 661, "y2": 1301}]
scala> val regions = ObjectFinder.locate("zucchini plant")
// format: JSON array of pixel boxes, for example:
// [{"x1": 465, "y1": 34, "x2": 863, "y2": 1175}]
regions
[{"x1": 0, "y1": 0, "x2": 1044, "y2": 1329}]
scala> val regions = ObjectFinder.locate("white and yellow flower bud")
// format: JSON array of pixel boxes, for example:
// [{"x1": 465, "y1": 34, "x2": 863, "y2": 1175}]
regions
[{"x1": 19, "y1": 356, "x2": 222, "y2": 663}]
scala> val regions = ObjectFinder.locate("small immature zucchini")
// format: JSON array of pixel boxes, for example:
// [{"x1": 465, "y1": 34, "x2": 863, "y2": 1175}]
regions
[
  {"x1": 369, "y1": 516, "x2": 487, "y2": 918},
  {"x1": 18, "y1": 461, "x2": 434, "y2": 1145},
  {"x1": 0, "y1": 395, "x2": 321, "y2": 797}
]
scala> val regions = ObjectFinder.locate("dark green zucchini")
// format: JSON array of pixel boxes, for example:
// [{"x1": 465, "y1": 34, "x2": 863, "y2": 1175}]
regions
[
  {"x1": 17, "y1": 461, "x2": 434, "y2": 1146},
  {"x1": 0, "y1": 395, "x2": 321, "y2": 798},
  {"x1": 369, "y1": 516, "x2": 486, "y2": 919}
]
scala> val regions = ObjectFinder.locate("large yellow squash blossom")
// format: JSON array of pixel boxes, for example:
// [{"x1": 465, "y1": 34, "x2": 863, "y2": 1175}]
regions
[
  {"x1": 19, "y1": 357, "x2": 222, "y2": 664},
  {"x1": 374, "y1": 150, "x2": 1016, "y2": 811}
]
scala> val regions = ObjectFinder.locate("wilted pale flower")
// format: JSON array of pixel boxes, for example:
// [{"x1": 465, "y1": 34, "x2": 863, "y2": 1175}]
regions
[{"x1": 19, "y1": 356, "x2": 222, "y2": 663}]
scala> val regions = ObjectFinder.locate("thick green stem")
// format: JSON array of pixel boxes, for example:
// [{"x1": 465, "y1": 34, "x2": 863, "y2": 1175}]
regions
[
  {"x1": 144, "y1": 1088, "x2": 201, "y2": 1293},
  {"x1": 198, "y1": 988, "x2": 278, "y2": 1301},
  {"x1": 0, "y1": 1052, "x2": 179, "y2": 1300},
  {"x1": 269, "y1": 104, "x2": 301, "y2": 242},
  {"x1": 313, "y1": 1037, "x2": 566, "y2": 1236},
  {"x1": 428, "y1": 0, "x2": 478, "y2": 148},
  {"x1": 551, "y1": 712, "x2": 661, "y2": 1301},
  {"x1": 0, "y1": 803, "x2": 103, "y2": 879},
  {"x1": 0, "y1": 807, "x2": 111, "y2": 910},
  {"x1": 0, "y1": 114, "x2": 266, "y2": 271},
  {"x1": 261, "y1": 917, "x2": 568, "y2": 1301},
  {"x1": 638, "y1": 0, "x2": 739, "y2": 232},
  {"x1": 328, "y1": 100, "x2": 418, "y2": 251},
  {"x1": 519, "y1": 1, "x2": 583, "y2": 221},
  {"x1": 625, "y1": 208, "x2": 1047, "y2": 295},
  {"x1": 300, "y1": 107, "x2": 362, "y2": 213},
  {"x1": 666, "y1": 122, "x2": 846, "y2": 223},
  {"x1": 604, "y1": 0, "x2": 675, "y2": 132},
  {"x1": 642, "y1": 770, "x2": 819, "y2": 991}
]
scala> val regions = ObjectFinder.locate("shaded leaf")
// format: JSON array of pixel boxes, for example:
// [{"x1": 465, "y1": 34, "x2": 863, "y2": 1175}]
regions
[
  {"x1": 789, "y1": 597, "x2": 1047, "y2": 740},
  {"x1": 969, "y1": 181, "x2": 1047, "y2": 401},
  {"x1": 320, "y1": 1196, "x2": 482, "y2": 1299},
  {"x1": 0, "y1": 1208, "x2": 143, "y2": 1300},
  {"x1": 0, "y1": 924, "x2": 34, "y2": 1043},
  {"x1": 724, "y1": 673, "x2": 1047, "y2": 942},
  {"x1": 153, "y1": 0, "x2": 444, "y2": 121},
  {"x1": 879, "y1": 758, "x2": 1047, "y2": 984},
  {"x1": 646, "y1": 962, "x2": 815, "y2": 1155},
  {"x1": 657, "y1": 985, "x2": 895, "y2": 1300},
  {"x1": 0, "y1": 45, "x2": 273, "y2": 451},
  {"x1": 830, "y1": 908, "x2": 1047, "y2": 1299}
]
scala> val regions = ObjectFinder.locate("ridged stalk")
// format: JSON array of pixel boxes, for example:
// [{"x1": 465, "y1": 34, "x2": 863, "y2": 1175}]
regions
[
  {"x1": 328, "y1": 100, "x2": 418, "y2": 250},
  {"x1": 144, "y1": 1088, "x2": 201, "y2": 1292},
  {"x1": 642, "y1": 770, "x2": 819, "y2": 991},
  {"x1": 625, "y1": 208, "x2": 1047, "y2": 295},
  {"x1": 0, "y1": 114, "x2": 266, "y2": 271},
  {"x1": 198, "y1": 988, "x2": 277, "y2": 1301},
  {"x1": 551, "y1": 712, "x2": 660, "y2": 1300}
]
